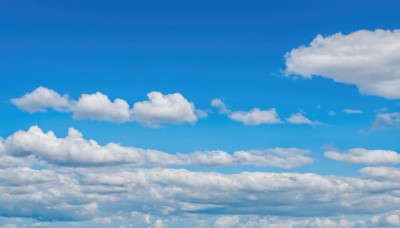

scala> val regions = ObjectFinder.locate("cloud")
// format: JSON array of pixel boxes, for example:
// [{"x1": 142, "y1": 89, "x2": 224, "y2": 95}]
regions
[
  {"x1": 285, "y1": 29, "x2": 400, "y2": 99},
  {"x1": 211, "y1": 99, "x2": 281, "y2": 125},
  {"x1": 212, "y1": 99, "x2": 321, "y2": 126},
  {"x1": 343, "y1": 109, "x2": 363, "y2": 114},
  {"x1": 10, "y1": 87, "x2": 203, "y2": 126},
  {"x1": 286, "y1": 113, "x2": 320, "y2": 126},
  {"x1": 372, "y1": 112, "x2": 400, "y2": 130},
  {"x1": 3, "y1": 166, "x2": 400, "y2": 222},
  {"x1": 10, "y1": 87, "x2": 71, "y2": 113},
  {"x1": 130, "y1": 91, "x2": 198, "y2": 127},
  {"x1": 211, "y1": 99, "x2": 231, "y2": 114},
  {"x1": 228, "y1": 108, "x2": 282, "y2": 125},
  {"x1": 1, "y1": 126, "x2": 312, "y2": 168},
  {"x1": 3, "y1": 126, "x2": 143, "y2": 166},
  {"x1": 325, "y1": 148, "x2": 400, "y2": 165},
  {"x1": 72, "y1": 92, "x2": 130, "y2": 122}
]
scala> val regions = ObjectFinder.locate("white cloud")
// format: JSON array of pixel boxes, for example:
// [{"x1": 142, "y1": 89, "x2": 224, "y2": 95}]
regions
[
  {"x1": 211, "y1": 99, "x2": 231, "y2": 114},
  {"x1": 1, "y1": 126, "x2": 311, "y2": 168},
  {"x1": 3, "y1": 126, "x2": 143, "y2": 166},
  {"x1": 285, "y1": 29, "x2": 400, "y2": 99},
  {"x1": 343, "y1": 109, "x2": 363, "y2": 114},
  {"x1": 10, "y1": 87, "x2": 71, "y2": 113},
  {"x1": 228, "y1": 108, "x2": 282, "y2": 125},
  {"x1": 72, "y1": 92, "x2": 130, "y2": 122},
  {"x1": 130, "y1": 91, "x2": 198, "y2": 127},
  {"x1": 11, "y1": 87, "x2": 204, "y2": 126},
  {"x1": 211, "y1": 99, "x2": 281, "y2": 125},
  {"x1": 286, "y1": 113, "x2": 320, "y2": 126},
  {"x1": 3, "y1": 163, "x2": 400, "y2": 223},
  {"x1": 325, "y1": 148, "x2": 400, "y2": 165},
  {"x1": 372, "y1": 112, "x2": 400, "y2": 129}
]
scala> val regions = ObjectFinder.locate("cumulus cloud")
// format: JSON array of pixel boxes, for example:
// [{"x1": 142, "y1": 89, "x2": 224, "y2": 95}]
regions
[
  {"x1": 286, "y1": 113, "x2": 320, "y2": 126},
  {"x1": 285, "y1": 29, "x2": 400, "y2": 99},
  {"x1": 211, "y1": 99, "x2": 282, "y2": 125},
  {"x1": 10, "y1": 87, "x2": 204, "y2": 126},
  {"x1": 343, "y1": 109, "x2": 363, "y2": 114},
  {"x1": 325, "y1": 148, "x2": 400, "y2": 165},
  {"x1": 130, "y1": 91, "x2": 198, "y2": 127},
  {"x1": 0, "y1": 126, "x2": 311, "y2": 168},
  {"x1": 72, "y1": 92, "x2": 130, "y2": 122},
  {"x1": 212, "y1": 99, "x2": 321, "y2": 126},
  {"x1": 10, "y1": 87, "x2": 71, "y2": 113}
]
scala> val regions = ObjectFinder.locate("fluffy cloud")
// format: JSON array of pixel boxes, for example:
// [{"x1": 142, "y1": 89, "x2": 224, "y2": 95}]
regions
[
  {"x1": 285, "y1": 29, "x2": 400, "y2": 99},
  {"x1": 0, "y1": 126, "x2": 312, "y2": 168},
  {"x1": 130, "y1": 91, "x2": 198, "y2": 127},
  {"x1": 212, "y1": 99, "x2": 321, "y2": 126},
  {"x1": 325, "y1": 148, "x2": 400, "y2": 165},
  {"x1": 285, "y1": 113, "x2": 320, "y2": 126},
  {"x1": 211, "y1": 99, "x2": 282, "y2": 125},
  {"x1": 10, "y1": 87, "x2": 203, "y2": 126},
  {"x1": 73, "y1": 92, "x2": 130, "y2": 122},
  {"x1": 10, "y1": 87, "x2": 71, "y2": 113}
]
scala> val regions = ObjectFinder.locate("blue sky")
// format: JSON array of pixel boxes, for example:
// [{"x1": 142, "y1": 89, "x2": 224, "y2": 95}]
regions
[{"x1": 1, "y1": 0, "x2": 400, "y2": 227}]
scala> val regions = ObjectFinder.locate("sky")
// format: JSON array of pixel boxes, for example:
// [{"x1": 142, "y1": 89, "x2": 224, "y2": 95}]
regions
[{"x1": 1, "y1": 0, "x2": 400, "y2": 227}]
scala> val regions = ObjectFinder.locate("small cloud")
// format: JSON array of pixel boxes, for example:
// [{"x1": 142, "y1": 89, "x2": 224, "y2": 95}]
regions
[
  {"x1": 343, "y1": 109, "x2": 363, "y2": 114},
  {"x1": 286, "y1": 112, "x2": 321, "y2": 126}
]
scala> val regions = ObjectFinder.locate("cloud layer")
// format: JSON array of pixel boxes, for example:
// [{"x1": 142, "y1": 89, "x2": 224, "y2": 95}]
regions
[
  {"x1": 0, "y1": 126, "x2": 312, "y2": 168},
  {"x1": 11, "y1": 87, "x2": 203, "y2": 126},
  {"x1": 285, "y1": 29, "x2": 400, "y2": 99}
]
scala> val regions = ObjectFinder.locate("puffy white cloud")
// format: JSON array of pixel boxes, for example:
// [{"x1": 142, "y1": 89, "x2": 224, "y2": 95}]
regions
[
  {"x1": 286, "y1": 113, "x2": 320, "y2": 126},
  {"x1": 372, "y1": 112, "x2": 400, "y2": 130},
  {"x1": 72, "y1": 92, "x2": 130, "y2": 122},
  {"x1": 343, "y1": 109, "x2": 363, "y2": 114},
  {"x1": 130, "y1": 91, "x2": 198, "y2": 127},
  {"x1": 10, "y1": 87, "x2": 71, "y2": 113},
  {"x1": 1, "y1": 126, "x2": 311, "y2": 168},
  {"x1": 11, "y1": 87, "x2": 204, "y2": 126},
  {"x1": 325, "y1": 148, "x2": 400, "y2": 165},
  {"x1": 285, "y1": 29, "x2": 400, "y2": 99},
  {"x1": 3, "y1": 126, "x2": 143, "y2": 166}
]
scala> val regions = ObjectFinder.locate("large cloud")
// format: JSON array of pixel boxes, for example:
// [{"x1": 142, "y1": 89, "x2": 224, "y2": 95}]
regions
[
  {"x1": 325, "y1": 148, "x2": 400, "y2": 165},
  {"x1": 10, "y1": 87, "x2": 203, "y2": 126},
  {"x1": 1, "y1": 126, "x2": 312, "y2": 168},
  {"x1": 285, "y1": 29, "x2": 400, "y2": 99}
]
